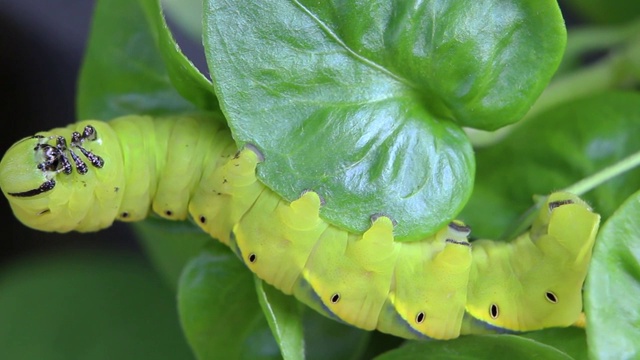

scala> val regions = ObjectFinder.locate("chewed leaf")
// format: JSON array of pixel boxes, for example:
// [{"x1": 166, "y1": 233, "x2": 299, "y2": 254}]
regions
[
  {"x1": 585, "y1": 189, "x2": 640, "y2": 360},
  {"x1": 203, "y1": 0, "x2": 565, "y2": 240}
]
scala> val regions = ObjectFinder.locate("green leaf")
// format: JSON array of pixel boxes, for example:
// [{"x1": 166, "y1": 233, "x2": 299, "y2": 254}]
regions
[
  {"x1": 138, "y1": 0, "x2": 218, "y2": 111},
  {"x1": 178, "y1": 243, "x2": 281, "y2": 360},
  {"x1": 0, "y1": 251, "x2": 193, "y2": 360},
  {"x1": 373, "y1": 335, "x2": 573, "y2": 360},
  {"x1": 254, "y1": 279, "x2": 305, "y2": 360},
  {"x1": 77, "y1": 0, "x2": 210, "y2": 120},
  {"x1": 521, "y1": 328, "x2": 588, "y2": 360},
  {"x1": 203, "y1": 0, "x2": 565, "y2": 240},
  {"x1": 135, "y1": 217, "x2": 210, "y2": 289},
  {"x1": 178, "y1": 246, "x2": 371, "y2": 360},
  {"x1": 585, "y1": 189, "x2": 640, "y2": 360},
  {"x1": 254, "y1": 291, "x2": 374, "y2": 360},
  {"x1": 302, "y1": 310, "x2": 372, "y2": 360},
  {"x1": 161, "y1": 0, "x2": 203, "y2": 40},
  {"x1": 460, "y1": 92, "x2": 640, "y2": 239}
]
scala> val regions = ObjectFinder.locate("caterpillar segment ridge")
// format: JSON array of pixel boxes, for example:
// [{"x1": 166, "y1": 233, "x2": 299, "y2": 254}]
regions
[{"x1": 0, "y1": 115, "x2": 601, "y2": 340}]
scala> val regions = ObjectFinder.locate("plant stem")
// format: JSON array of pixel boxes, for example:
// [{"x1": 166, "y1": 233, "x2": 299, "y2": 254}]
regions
[
  {"x1": 501, "y1": 149, "x2": 640, "y2": 240},
  {"x1": 563, "y1": 150, "x2": 640, "y2": 195}
]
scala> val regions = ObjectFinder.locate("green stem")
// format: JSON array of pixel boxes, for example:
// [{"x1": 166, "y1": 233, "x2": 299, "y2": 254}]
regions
[
  {"x1": 501, "y1": 149, "x2": 640, "y2": 240},
  {"x1": 562, "y1": 19, "x2": 640, "y2": 71},
  {"x1": 563, "y1": 150, "x2": 640, "y2": 195}
]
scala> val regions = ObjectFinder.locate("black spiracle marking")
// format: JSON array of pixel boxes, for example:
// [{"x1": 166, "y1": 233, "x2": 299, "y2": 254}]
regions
[
  {"x1": 330, "y1": 293, "x2": 340, "y2": 304},
  {"x1": 490, "y1": 304, "x2": 499, "y2": 319},
  {"x1": 243, "y1": 143, "x2": 265, "y2": 162},
  {"x1": 545, "y1": 291, "x2": 558, "y2": 303},
  {"x1": 549, "y1": 199, "x2": 574, "y2": 211},
  {"x1": 415, "y1": 312, "x2": 425, "y2": 324},
  {"x1": 448, "y1": 221, "x2": 471, "y2": 235},
  {"x1": 248, "y1": 253, "x2": 257, "y2": 263},
  {"x1": 445, "y1": 238, "x2": 471, "y2": 247}
]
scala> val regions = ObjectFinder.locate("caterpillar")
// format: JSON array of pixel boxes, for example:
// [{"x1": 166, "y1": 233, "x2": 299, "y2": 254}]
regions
[{"x1": 0, "y1": 114, "x2": 600, "y2": 340}]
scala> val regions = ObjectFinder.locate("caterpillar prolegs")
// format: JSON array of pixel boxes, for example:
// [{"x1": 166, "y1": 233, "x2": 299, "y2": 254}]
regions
[{"x1": 0, "y1": 115, "x2": 600, "y2": 340}]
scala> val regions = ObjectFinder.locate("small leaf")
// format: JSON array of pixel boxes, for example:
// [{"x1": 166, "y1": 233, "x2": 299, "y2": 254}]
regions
[
  {"x1": 374, "y1": 335, "x2": 573, "y2": 360},
  {"x1": 77, "y1": 0, "x2": 199, "y2": 119},
  {"x1": 138, "y1": 0, "x2": 218, "y2": 111},
  {"x1": 585, "y1": 189, "x2": 640, "y2": 360},
  {"x1": 255, "y1": 279, "x2": 305, "y2": 360},
  {"x1": 162, "y1": 0, "x2": 203, "y2": 40},
  {"x1": 178, "y1": 243, "x2": 281, "y2": 360}
]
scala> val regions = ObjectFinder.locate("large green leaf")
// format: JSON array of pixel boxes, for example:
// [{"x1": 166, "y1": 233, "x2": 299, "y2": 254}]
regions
[
  {"x1": 374, "y1": 335, "x2": 573, "y2": 360},
  {"x1": 585, "y1": 189, "x2": 640, "y2": 360},
  {"x1": 460, "y1": 92, "x2": 640, "y2": 239},
  {"x1": 0, "y1": 251, "x2": 192, "y2": 360},
  {"x1": 203, "y1": 0, "x2": 565, "y2": 240}
]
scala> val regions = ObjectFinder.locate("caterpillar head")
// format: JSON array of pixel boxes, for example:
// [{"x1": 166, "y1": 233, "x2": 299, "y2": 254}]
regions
[
  {"x1": 465, "y1": 192, "x2": 600, "y2": 333},
  {"x1": 0, "y1": 121, "x2": 125, "y2": 232}
]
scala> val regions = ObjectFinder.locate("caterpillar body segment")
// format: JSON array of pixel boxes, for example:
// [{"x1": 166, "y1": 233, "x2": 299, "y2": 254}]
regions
[
  {"x1": 189, "y1": 140, "x2": 264, "y2": 246},
  {"x1": 0, "y1": 115, "x2": 601, "y2": 340},
  {"x1": 376, "y1": 224, "x2": 472, "y2": 340},
  {"x1": 463, "y1": 194, "x2": 600, "y2": 333}
]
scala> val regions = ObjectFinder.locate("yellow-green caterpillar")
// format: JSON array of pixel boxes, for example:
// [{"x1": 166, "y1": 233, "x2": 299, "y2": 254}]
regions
[{"x1": 0, "y1": 114, "x2": 600, "y2": 340}]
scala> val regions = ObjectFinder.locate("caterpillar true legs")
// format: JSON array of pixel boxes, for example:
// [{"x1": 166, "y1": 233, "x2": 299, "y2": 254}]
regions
[{"x1": 0, "y1": 115, "x2": 600, "y2": 340}]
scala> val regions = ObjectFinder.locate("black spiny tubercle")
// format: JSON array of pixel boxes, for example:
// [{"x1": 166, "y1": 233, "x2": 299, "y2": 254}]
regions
[{"x1": 8, "y1": 125, "x2": 105, "y2": 198}]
